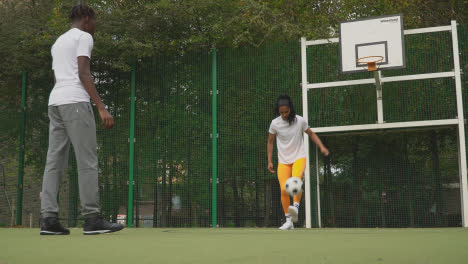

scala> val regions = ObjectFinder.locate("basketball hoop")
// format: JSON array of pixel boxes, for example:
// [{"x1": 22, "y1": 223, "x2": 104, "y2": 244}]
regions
[{"x1": 357, "y1": 56, "x2": 384, "y2": 72}]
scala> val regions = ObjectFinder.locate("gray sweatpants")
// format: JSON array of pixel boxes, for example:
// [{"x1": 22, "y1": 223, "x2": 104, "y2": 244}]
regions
[{"x1": 41, "y1": 102, "x2": 100, "y2": 218}]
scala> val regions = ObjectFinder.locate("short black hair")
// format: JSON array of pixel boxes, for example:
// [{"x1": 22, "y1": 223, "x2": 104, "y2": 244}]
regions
[
  {"x1": 69, "y1": 4, "x2": 96, "y2": 22},
  {"x1": 274, "y1": 94, "x2": 297, "y2": 125}
]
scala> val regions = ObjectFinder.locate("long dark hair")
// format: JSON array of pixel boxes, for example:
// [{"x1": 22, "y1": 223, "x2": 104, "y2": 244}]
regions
[
  {"x1": 274, "y1": 94, "x2": 296, "y2": 125},
  {"x1": 69, "y1": 4, "x2": 96, "y2": 22}
]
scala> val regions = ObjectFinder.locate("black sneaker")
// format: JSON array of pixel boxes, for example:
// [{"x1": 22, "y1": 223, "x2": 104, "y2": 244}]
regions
[
  {"x1": 40, "y1": 217, "x2": 70, "y2": 235},
  {"x1": 83, "y1": 216, "x2": 124, "y2": 235}
]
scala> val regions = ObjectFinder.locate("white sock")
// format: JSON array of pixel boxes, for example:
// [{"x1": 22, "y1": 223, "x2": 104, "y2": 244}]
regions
[
  {"x1": 285, "y1": 214, "x2": 292, "y2": 223},
  {"x1": 294, "y1": 202, "x2": 300, "y2": 210}
]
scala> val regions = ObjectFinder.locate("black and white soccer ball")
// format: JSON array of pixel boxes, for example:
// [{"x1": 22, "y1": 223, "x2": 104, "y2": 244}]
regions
[{"x1": 285, "y1": 177, "x2": 303, "y2": 197}]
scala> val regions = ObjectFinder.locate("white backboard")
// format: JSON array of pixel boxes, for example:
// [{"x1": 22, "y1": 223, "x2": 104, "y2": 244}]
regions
[{"x1": 340, "y1": 14, "x2": 405, "y2": 73}]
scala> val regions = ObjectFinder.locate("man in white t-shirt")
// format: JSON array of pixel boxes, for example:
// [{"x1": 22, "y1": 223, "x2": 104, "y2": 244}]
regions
[
  {"x1": 267, "y1": 94, "x2": 329, "y2": 230},
  {"x1": 40, "y1": 4, "x2": 123, "y2": 235}
]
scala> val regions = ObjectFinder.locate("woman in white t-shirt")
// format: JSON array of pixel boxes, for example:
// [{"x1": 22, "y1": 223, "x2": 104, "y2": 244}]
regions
[{"x1": 267, "y1": 94, "x2": 329, "y2": 230}]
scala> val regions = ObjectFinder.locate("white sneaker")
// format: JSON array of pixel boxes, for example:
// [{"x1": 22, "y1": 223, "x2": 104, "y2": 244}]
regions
[
  {"x1": 288, "y1": 206, "x2": 298, "y2": 223},
  {"x1": 279, "y1": 221, "x2": 294, "y2": 230}
]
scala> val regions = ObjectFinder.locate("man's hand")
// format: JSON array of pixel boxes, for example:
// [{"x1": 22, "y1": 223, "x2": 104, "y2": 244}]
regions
[
  {"x1": 98, "y1": 106, "x2": 114, "y2": 129},
  {"x1": 268, "y1": 162, "x2": 275, "y2": 173},
  {"x1": 78, "y1": 56, "x2": 113, "y2": 129}
]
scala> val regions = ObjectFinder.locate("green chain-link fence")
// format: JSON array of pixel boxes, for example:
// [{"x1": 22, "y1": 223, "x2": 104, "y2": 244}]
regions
[{"x1": 2, "y1": 23, "x2": 467, "y2": 228}]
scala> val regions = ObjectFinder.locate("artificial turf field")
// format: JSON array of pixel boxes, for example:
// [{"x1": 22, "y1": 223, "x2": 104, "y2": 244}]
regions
[{"x1": 1, "y1": 228, "x2": 468, "y2": 264}]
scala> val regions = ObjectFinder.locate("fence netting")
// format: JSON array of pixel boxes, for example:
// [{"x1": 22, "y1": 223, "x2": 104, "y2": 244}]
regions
[{"x1": 2, "y1": 24, "x2": 467, "y2": 228}]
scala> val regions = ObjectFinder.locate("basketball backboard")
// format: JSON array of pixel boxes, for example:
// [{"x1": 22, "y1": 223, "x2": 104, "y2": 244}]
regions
[{"x1": 340, "y1": 14, "x2": 405, "y2": 73}]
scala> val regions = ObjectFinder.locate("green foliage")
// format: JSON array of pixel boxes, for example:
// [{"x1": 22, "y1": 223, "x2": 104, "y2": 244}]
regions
[{"x1": 1, "y1": 0, "x2": 465, "y2": 99}]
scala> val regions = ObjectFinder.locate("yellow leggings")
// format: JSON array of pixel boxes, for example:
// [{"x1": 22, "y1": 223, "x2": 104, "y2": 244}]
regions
[{"x1": 277, "y1": 158, "x2": 306, "y2": 215}]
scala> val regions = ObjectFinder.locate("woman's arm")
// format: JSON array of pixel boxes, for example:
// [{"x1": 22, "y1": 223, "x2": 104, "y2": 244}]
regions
[
  {"x1": 267, "y1": 133, "x2": 276, "y2": 173},
  {"x1": 305, "y1": 128, "x2": 329, "y2": 156}
]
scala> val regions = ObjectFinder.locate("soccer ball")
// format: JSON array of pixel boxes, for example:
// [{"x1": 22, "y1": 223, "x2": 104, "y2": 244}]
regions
[{"x1": 285, "y1": 177, "x2": 303, "y2": 197}]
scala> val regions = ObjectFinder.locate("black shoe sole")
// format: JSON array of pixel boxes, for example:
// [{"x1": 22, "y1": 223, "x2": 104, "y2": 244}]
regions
[
  {"x1": 40, "y1": 231, "x2": 70, "y2": 235},
  {"x1": 83, "y1": 230, "x2": 112, "y2": 235},
  {"x1": 83, "y1": 227, "x2": 124, "y2": 235}
]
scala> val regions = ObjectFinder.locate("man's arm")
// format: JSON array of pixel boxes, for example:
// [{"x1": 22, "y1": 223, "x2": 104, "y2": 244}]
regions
[
  {"x1": 305, "y1": 128, "x2": 329, "y2": 156},
  {"x1": 77, "y1": 56, "x2": 114, "y2": 129},
  {"x1": 267, "y1": 133, "x2": 276, "y2": 173}
]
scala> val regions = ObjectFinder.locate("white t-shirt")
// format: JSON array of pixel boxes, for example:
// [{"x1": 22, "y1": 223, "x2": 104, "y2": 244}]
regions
[
  {"x1": 269, "y1": 115, "x2": 309, "y2": 164},
  {"x1": 49, "y1": 28, "x2": 93, "y2": 106}
]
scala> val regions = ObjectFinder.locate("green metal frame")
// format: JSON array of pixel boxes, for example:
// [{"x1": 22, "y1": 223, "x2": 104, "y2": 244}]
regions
[
  {"x1": 128, "y1": 57, "x2": 136, "y2": 227},
  {"x1": 212, "y1": 49, "x2": 217, "y2": 228}
]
